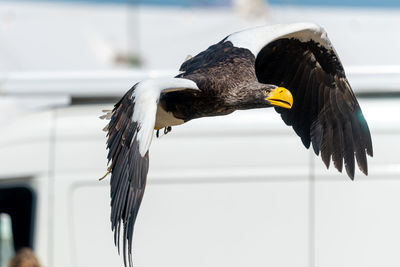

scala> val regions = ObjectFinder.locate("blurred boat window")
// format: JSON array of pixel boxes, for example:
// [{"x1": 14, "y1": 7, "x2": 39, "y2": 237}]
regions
[{"x1": 0, "y1": 186, "x2": 36, "y2": 267}]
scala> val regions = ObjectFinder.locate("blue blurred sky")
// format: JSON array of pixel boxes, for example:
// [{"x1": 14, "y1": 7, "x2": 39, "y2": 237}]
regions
[{"x1": 11, "y1": 0, "x2": 400, "y2": 7}]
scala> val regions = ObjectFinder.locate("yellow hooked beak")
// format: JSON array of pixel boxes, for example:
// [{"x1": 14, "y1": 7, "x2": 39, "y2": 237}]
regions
[{"x1": 265, "y1": 87, "x2": 293, "y2": 109}]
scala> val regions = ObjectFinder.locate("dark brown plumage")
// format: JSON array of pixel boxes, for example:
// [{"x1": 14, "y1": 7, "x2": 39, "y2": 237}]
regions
[
  {"x1": 106, "y1": 86, "x2": 149, "y2": 267},
  {"x1": 103, "y1": 23, "x2": 373, "y2": 267},
  {"x1": 255, "y1": 38, "x2": 372, "y2": 178}
]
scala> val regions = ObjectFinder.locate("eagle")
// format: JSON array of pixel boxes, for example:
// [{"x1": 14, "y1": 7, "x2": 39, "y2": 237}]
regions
[{"x1": 101, "y1": 23, "x2": 373, "y2": 266}]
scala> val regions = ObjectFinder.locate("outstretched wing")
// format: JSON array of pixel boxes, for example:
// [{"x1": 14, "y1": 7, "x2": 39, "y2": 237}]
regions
[
  {"x1": 227, "y1": 23, "x2": 373, "y2": 179},
  {"x1": 105, "y1": 77, "x2": 199, "y2": 267}
]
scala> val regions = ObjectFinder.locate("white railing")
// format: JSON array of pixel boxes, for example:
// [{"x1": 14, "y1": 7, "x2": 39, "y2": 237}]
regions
[
  {"x1": 346, "y1": 65, "x2": 400, "y2": 93},
  {"x1": 0, "y1": 66, "x2": 399, "y2": 98},
  {"x1": 0, "y1": 69, "x2": 178, "y2": 97}
]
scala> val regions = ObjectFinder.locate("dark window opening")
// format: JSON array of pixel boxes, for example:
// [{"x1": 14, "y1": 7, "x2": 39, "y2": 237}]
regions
[{"x1": 0, "y1": 186, "x2": 36, "y2": 252}]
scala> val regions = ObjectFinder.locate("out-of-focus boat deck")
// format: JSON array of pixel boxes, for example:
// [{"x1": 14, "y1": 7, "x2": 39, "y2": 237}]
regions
[{"x1": 0, "y1": 2, "x2": 400, "y2": 71}]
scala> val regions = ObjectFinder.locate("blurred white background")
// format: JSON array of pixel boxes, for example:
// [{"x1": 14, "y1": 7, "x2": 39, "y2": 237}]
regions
[{"x1": 0, "y1": 1, "x2": 399, "y2": 267}]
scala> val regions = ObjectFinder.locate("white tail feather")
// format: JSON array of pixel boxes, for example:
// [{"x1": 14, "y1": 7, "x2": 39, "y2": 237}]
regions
[{"x1": 99, "y1": 109, "x2": 113, "y2": 120}]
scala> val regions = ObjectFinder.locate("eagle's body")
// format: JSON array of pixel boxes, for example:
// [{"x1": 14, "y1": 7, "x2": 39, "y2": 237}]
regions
[
  {"x1": 103, "y1": 23, "x2": 373, "y2": 267},
  {"x1": 158, "y1": 41, "x2": 260, "y2": 126}
]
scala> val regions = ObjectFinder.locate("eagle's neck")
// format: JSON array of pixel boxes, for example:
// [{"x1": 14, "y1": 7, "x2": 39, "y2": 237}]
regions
[
  {"x1": 222, "y1": 81, "x2": 268, "y2": 110},
  {"x1": 160, "y1": 81, "x2": 268, "y2": 123}
]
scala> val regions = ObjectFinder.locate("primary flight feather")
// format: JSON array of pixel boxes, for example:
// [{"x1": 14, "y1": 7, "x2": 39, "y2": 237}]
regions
[{"x1": 103, "y1": 22, "x2": 373, "y2": 266}]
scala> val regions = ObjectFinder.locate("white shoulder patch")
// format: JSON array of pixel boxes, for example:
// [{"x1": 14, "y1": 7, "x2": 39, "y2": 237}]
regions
[
  {"x1": 131, "y1": 78, "x2": 199, "y2": 156},
  {"x1": 226, "y1": 22, "x2": 332, "y2": 58}
]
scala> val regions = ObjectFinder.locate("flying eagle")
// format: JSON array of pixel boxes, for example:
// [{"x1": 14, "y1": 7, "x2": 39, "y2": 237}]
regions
[{"x1": 102, "y1": 23, "x2": 373, "y2": 266}]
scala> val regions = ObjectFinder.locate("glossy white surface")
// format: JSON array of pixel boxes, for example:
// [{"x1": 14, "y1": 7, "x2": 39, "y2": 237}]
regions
[{"x1": 0, "y1": 96, "x2": 399, "y2": 267}]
